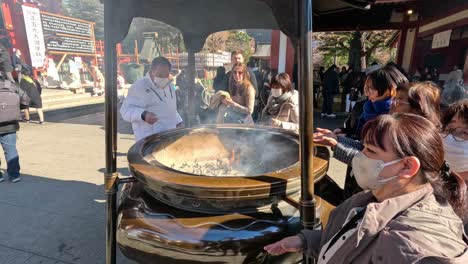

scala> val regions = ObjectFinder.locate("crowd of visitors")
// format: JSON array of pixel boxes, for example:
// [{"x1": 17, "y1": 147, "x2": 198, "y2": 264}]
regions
[
  {"x1": 120, "y1": 53, "x2": 468, "y2": 262},
  {"x1": 314, "y1": 62, "x2": 467, "y2": 119},
  {"x1": 266, "y1": 112, "x2": 468, "y2": 263},
  {"x1": 265, "y1": 62, "x2": 468, "y2": 262}
]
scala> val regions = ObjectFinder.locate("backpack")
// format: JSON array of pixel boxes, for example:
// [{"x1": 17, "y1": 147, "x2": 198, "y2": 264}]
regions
[{"x1": 0, "y1": 80, "x2": 28, "y2": 124}]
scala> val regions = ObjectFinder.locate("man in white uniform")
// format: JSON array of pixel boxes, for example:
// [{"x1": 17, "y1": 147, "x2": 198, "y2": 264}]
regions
[{"x1": 120, "y1": 57, "x2": 184, "y2": 141}]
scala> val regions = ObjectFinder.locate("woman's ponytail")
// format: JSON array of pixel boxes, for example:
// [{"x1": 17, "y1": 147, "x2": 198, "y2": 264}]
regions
[{"x1": 436, "y1": 161, "x2": 467, "y2": 222}]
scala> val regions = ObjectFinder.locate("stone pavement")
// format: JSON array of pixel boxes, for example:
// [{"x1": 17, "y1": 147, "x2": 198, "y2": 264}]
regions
[
  {"x1": 0, "y1": 108, "x2": 347, "y2": 264},
  {"x1": 0, "y1": 109, "x2": 137, "y2": 264}
]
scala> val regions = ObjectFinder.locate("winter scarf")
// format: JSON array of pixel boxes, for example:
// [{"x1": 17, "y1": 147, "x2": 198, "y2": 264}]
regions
[
  {"x1": 355, "y1": 97, "x2": 392, "y2": 138},
  {"x1": 261, "y1": 91, "x2": 292, "y2": 121}
]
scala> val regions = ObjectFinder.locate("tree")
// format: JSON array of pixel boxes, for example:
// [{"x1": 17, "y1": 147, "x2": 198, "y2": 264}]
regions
[
  {"x1": 120, "y1": 18, "x2": 183, "y2": 55},
  {"x1": 62, "y1": 0, "x2": 104, "y2": 39},
  {"x1": 225, "y1": 31, "x2": 254, "y2": 62},
  {"x1": 203, "y1": 33, "x2": 226, "y2": 53},
  {"x1": 313, "y1": 30, "x2": 396, "y2": 68}
]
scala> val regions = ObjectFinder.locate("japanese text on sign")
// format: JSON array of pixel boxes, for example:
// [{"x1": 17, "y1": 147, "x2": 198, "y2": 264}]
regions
[
  {"x1": 432, "y1": 30, "x2": 452, "y2": 49},
  {"x1": 22, "y1": 5, "x2": 46, "y2": 67},
  {"x1": 45, "y1": 36, "x2": 95, "y2": 54},
  {"x1": 41, "y1": 13, "x2": 92, "y2": 37}
]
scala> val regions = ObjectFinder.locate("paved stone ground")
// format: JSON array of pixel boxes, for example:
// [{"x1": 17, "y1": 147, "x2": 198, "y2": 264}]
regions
[
  {"x1": 0, "y1": 107, "x2": 347, "y2": 264},
  {"x1": 0, "y1": 108, "x2": 137, "y2": 264}
]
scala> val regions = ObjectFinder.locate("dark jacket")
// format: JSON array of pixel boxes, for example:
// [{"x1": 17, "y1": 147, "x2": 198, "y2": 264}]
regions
[
  {"x1": 11, "y1": 54, "x2": 22, "y2": 68},
  {"x1": 344, "y1": 71, "x2": 364, "y2": 96},
  {"x1": 354, "y1": 97, "x2": 392, "y2": 137},
  {"x1": 0, "y1": 44, "x2": 13, "y2": 72},
  {"x1": 213, "y1": 76, "x2": 225, "y2": 92},
  {"x1": 0, "y1": 120, "x2": 19, "y2": 135},
  {"x1": 251, "y1": 68, "x2": 263, "y2": 92},
  {"x1": 20, "y1": 76, "x2": 42, "y2": 108},
  {"x1": 11, "y1": 54, "x2": 31, "y2": 73},
  {"x1": 323, "y1": 69, "x2": 340, "y2": 96}
]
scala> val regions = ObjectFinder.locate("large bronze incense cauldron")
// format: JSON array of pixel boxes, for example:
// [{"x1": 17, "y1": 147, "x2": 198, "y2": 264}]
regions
[{"x1": 117, "y1": 125, "x2": 330, "y2": 264}]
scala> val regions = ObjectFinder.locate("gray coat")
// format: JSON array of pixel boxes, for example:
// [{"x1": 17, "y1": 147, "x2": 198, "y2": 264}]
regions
[
  {"x1": 0, "y1": 44, "x2": 13, "y2": 73},
  {"x1": 299, "y1": 184, "x2": 468, "y2": 263}
]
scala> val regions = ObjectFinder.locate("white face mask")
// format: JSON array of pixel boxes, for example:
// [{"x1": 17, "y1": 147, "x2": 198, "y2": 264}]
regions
[
  {"x1": 444, "y1": 136, "x2": 468, "y2": 173},
  {"x1": 352, "y1": 152, "x2": 403, "y2": 190},
  {"x1": 271, "y1": 88, "x2": 282, "y2": 98},
  {"x1": 153, "y1": 77, "x2": 170, "y2": 89}
]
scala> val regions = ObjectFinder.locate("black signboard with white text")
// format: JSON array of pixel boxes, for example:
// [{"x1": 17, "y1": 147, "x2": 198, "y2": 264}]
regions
[
  {"x1": 40, "y1": 12, "x2": 95, "y2": 54},
  {"x1": 45, "y1": 36, "x2": 95, "y2": 54},
  {"x1": 41, "y1": 13, "x2": 92, "y2": 37}
]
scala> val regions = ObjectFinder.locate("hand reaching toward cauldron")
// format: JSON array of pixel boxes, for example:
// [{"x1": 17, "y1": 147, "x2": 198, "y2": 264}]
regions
[
  {"x1": 313, "y1": 127, "x2": 338, "y2": 147},
  {"x1": 270, "y1": 118, "x2": 281, "y2": 127},
  {"x1": 264, "y1": 235, "x2": 303, "y2": 256},
  {"x1": 222, "y1": 97, "x2": 235, "y2": 107},
  {"x1": 143, "y1": 111, "x2": 159, "y2": 125}
]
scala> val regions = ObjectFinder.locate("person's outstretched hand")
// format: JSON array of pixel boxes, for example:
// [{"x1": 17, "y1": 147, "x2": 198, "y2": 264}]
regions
[
  {"x1": 264, "y1": 235, "x2": 303, "y2": 256},
  {"x1": 333, "y1": 128, "x2": 344, "y2": 135},
  {"x1": 313, "y1": 127, "x2": 338, "y2": 147}
]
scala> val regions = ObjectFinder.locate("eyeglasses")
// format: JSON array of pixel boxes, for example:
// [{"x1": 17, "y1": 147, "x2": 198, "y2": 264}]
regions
[
  {"x1": 442, "y1": 127, "x2": 468, "y2": 142},
  {"x1": 392, "y1": 99, "x2": 410, "y2": 106}
]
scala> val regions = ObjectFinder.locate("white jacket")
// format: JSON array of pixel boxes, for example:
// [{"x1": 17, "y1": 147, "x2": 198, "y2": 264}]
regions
[{"x1": 120, "y1": 74, "x2": 183, "y2": 141}]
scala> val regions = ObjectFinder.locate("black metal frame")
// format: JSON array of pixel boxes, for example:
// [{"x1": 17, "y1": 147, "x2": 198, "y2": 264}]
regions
[
  {"x1": 103, "y1": 0, "x2": 317, "y2": 263},
  {"x1": 298, "y1": 1, "x2": 319, "y2": 263}
]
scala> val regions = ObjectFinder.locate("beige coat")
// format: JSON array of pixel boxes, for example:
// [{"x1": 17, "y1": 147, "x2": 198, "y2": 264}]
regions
[
  {"x1": 216, "y1": 84, "x2": 255, "y2": 124},
  {"x1": 299, "y1": 184, "x2": 468, "y2": 263},
  {"x1": 262, "y1": 90, "x2": 299, "y2": 132}
]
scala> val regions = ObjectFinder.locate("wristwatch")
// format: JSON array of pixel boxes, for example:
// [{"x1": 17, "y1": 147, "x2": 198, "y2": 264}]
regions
[{"x1": 141, "y1": 111, "x2": 148, "y2": 121}]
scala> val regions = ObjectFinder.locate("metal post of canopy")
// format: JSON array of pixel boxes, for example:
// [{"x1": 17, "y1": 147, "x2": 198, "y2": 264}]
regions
[
  {"x1": 186, "y1": 49, "x2": 196, "y2": 127},
  {"x1": 298, "y1": 0, "x2": 319, "y2": 263},
  {"x1": 103, "y1": 0, "x2": 119, "y2": 263}
]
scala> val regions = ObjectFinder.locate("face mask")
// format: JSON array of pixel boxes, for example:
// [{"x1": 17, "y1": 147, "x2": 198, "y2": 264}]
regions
[
  {"x1": 352, "y1": 152, "x2": 403, "y2": 190},
  {"x1": 444, "y1": 136, "x2": 468, "y2": 173},
  {"x1": 153, "y1": 77, "x2": 170, "y2": 89},
  {"x1": 271, "y1": 88, "x2": 282, "y2": 98}
]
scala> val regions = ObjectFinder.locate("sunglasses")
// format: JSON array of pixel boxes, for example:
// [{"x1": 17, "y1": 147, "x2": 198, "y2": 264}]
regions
[
  {"x1": 442, "y1": 127, "x2": 468, "y2": 142},
  {"x1": 392, "y1": 99, "x2": 410, "y2": 106}
]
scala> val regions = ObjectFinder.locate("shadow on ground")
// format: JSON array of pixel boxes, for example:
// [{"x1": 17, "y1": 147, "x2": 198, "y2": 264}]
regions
[
  {"x1": 98, "y1": 166, "x2": 131, "y2": 177},
  {"x1": 0, "y1": 174, "x2": 135, "y2": 264}
]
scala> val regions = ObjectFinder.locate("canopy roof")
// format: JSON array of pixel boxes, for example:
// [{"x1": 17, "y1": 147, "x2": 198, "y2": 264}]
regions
[
  {"x1": 103, "y1": 0, "x2": 422, "y2": 50},
  {"x1": 104, "y1": 0, "x2": 468, "y2": 50}
]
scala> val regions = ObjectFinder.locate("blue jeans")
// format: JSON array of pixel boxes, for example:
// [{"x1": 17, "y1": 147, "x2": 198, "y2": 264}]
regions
[{"x1": 0, "y1": 132, "x2": 20, "y2": 179}]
